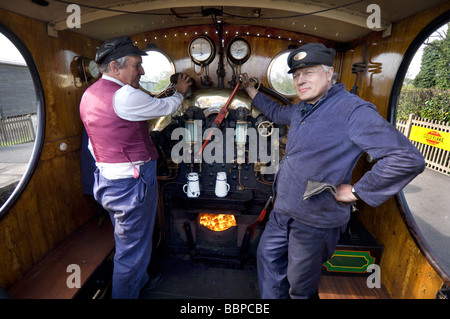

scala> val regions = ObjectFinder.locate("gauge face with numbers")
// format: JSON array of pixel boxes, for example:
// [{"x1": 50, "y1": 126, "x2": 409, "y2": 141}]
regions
[
  {"x1": 189, "y1": 36, "x2": 215, "y2": 65},
  {"x1": 227, "y1": 38, "x2": 251, "y2": 65}
]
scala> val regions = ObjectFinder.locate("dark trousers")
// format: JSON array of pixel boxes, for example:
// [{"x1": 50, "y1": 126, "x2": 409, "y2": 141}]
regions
[
  {"x1": 257, "y1": 210, "x2": 345, "y2": 299},
  {"x1": 93, "y1": 160, "x2": 158, "y2": 299}
]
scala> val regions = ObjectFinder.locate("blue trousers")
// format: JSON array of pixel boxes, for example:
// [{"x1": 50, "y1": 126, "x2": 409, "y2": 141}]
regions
[
  {"x1": 257, "y1": 210, "x2": 345, "y2": 299},
  {"x1": 93, "y1": 160, "x2": 158, "y2": 299}
]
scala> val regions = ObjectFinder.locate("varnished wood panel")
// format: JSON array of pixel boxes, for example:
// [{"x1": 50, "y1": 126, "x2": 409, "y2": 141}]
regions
[{"x1": 0, "y1": 9, "x2": 101, "y2": 289}]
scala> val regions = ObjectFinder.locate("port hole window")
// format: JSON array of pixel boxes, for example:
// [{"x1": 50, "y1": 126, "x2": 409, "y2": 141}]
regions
[
  {"x1": 267, "y1": 50, "x2": 296, "y2": 97},
  {"x1": 0, "y1": 24, "x2": 45, "y2": 218},
  {"x1": 391, "y1": 16, "x2": 450, "y2": 276},
  {"x1": 140, "y1": 48, "x2": 176, "y2": 96}
]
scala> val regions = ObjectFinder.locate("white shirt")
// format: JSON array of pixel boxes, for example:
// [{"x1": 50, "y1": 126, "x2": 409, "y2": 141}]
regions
[{"x1": 90, "y1": 74, "x2": 183, "y2": 179}]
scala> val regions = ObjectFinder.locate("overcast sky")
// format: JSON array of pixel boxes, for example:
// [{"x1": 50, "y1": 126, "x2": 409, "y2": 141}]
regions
[{"x1": 0, "y1": 33, "x2": 26, "y2": 65}]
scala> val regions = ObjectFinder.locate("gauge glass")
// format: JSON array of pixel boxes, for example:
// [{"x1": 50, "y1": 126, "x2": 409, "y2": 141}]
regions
[
  {"x1": 190, "y1": 37, "x2": 213, "y2": 63},
  {"x1": 230, "y1": 39, "x2": 249, "y2": 60}
]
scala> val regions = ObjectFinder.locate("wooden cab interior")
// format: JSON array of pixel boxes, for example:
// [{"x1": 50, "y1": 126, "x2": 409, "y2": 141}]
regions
[{"x1": 0, "y1": 0, "x2": 449, "y2": 301}]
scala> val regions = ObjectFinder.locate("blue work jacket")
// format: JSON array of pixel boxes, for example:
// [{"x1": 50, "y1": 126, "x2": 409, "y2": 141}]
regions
[{"x1": 252, "y1": 83, "x2": 425, "y2": 228}]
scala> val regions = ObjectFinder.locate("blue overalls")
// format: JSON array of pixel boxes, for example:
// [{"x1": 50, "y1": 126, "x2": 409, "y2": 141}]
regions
[
  {"x1": 93, "y1": 160, "x2": 158, "y2": 299},
  {"x1": 252, "y1": 84, "x2": 425, "y2": 298}
]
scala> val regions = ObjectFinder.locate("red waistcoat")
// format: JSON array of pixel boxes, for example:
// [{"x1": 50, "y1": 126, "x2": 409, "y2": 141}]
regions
[{"x1": 79, "y1": 78, "x2": 158, "y2": 163}]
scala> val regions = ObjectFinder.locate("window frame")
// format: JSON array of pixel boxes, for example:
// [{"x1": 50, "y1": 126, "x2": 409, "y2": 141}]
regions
[
  {"x1": 0, "y1": 23, "x2": 45, "y2": 219},
  {"x1": 388, "y1": 11, "x2": 450, "y2": 285},
  {"x1": 266, "y1": 49, "x2": 296, "y2": 98},
  {"x1": 139, "y1": 47, "x2": 176, "y2": 95}
]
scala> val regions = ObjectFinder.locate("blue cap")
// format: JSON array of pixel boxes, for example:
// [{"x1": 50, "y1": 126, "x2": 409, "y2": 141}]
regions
[{"x1": 287, "y1": 43, "x2": 335, "y2": 73}]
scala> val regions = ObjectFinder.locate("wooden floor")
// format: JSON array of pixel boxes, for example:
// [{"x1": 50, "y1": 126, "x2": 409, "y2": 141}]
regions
[{"x1": 318, "y1": 275, "x2": 390, "y2": 299}]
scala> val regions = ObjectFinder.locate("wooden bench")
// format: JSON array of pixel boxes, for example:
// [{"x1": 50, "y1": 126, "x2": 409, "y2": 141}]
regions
[
  {"x1": 8, "y1": 217, "x2": 114, "y2": 299},
  {"x1": 319, "y1": 275, "x2": 390, "y2": 299}
]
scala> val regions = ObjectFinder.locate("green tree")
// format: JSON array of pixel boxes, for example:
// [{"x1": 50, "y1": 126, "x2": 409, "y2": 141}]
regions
[{"x1": 413, "y1": 23, "x2": 450, "y2": 89}]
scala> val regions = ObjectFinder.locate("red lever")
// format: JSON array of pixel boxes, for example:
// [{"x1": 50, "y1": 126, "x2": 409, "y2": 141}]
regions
[{"x1": 198, "y1": 81, "x2": 241, "y2": 156}]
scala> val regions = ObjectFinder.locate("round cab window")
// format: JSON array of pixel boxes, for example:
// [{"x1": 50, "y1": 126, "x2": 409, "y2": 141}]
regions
[
  {"x1": 267, "y1": 50, "x2": 296, "y2": 97},
  {"x1": 390, "y1": 17, "x2": 450, "y2": 276},
  {"x1": 140, "y1": 49, "x2": 175, "y2": 95},
  {"x1": 0, "y1": 25, "x2": 45, "y2": 218}
]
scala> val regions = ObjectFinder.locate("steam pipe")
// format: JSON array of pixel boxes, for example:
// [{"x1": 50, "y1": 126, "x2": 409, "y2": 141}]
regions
[{"x1": 216, "y1": 20, "x2": 225, "y2": 88}]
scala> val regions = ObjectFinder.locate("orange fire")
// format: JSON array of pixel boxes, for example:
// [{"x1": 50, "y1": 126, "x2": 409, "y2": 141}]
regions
[{"x1": 199, "y1": 213, "x2": 237, "y2": 231}]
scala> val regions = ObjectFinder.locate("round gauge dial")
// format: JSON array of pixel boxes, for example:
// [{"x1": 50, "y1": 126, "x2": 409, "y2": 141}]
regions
[
  {"x1": 189, "y1": 36, "x2": 215, "y2": 66},
  {"x1": 227, "y1": 38, "x2": 251, "y2": 65}
]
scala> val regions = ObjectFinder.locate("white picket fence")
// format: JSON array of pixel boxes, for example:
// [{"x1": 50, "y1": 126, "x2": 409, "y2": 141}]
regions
[
  {"x1": 396, "y1": 114, "x2": 450, "y2": 175},
  {"x1": 0, "y1": 114, "x2": 37, "y2": 147}
]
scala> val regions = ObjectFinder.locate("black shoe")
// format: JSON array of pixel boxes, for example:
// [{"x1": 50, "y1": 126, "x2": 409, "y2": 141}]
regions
[{"x1": 139, "y1": 273, "x2": 164, "y2": 298}]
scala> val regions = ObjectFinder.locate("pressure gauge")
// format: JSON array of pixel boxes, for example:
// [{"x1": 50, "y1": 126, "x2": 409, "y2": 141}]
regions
[
  {"x1": 227, "y1": 38, "x2": 251, "y2": 65},
  {"x1": 189, "y1": 36, "x2": 215, "y2": 66},
  {"x1": 76, "y1": 56, "x2": 99, "y2": 81}
]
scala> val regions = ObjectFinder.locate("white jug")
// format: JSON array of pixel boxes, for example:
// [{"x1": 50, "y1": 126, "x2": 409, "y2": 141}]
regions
[
  {"x1": 183, "y1": 172, "x2": 200, "y2": 198},
  {"x1": 215, "y1": 171, "x2": 230, "y2": 197}
]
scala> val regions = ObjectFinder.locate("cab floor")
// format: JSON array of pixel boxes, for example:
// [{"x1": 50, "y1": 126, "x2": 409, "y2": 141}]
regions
[{"x1": 141, "y1": 253, "x2": 259, "y2": 299}]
